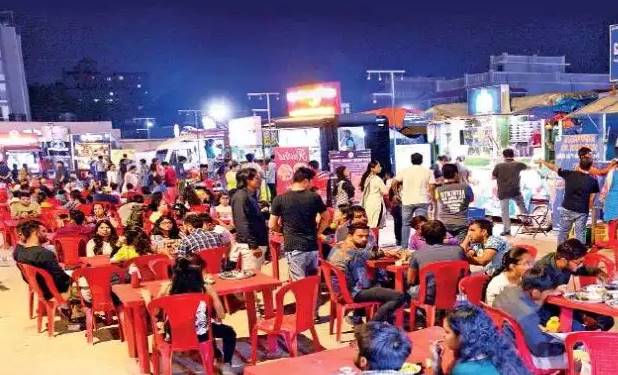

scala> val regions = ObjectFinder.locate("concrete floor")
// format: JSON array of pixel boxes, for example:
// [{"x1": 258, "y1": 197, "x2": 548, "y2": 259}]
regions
[{"x1": 0, "y1": 221, "x2": 581, "y2": 374}]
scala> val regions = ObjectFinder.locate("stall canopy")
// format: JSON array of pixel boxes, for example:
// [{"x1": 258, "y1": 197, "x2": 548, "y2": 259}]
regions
[
  {"x1": 364, "y1": 107, "x2": 423, "y2": 129},
  {"x1": 425, "y1": 102, "x2": 468, "y2": 120},
  {"x1": 567, "y1": 94, "x2": 618, "y2": 117}
]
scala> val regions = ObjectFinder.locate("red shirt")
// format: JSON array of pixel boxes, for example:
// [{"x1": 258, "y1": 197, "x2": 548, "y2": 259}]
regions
[{"x1": 164, "y1": 167, "x2": 177, "y2": 187}]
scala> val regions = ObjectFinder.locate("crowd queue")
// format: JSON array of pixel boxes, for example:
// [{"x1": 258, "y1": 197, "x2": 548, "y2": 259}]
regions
[{"x1": 6, "y1": 146, "x2": 617, "y2": 374}]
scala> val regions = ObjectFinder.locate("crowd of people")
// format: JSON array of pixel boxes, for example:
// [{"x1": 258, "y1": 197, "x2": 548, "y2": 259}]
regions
[{"x1": 6, "y1": 145, "x2": 616, "y2": 374}]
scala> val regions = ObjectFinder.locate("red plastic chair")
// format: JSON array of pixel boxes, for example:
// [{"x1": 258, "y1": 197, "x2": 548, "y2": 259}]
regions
[
  {"x1": 409, "y1": 260, "x2": 470, "y2": 328},
  {"x1": 250, "y1": 275, "x2": 323, "y2": 363},
  {"x1": 16, "y1": 262, "x2": 35, "y2": 319},
  {"x1": 197, "y1": 246, "x2": 228, "y2": 274},
  {"x1": 565, "y1": 331, "x2": 618, "y2": 375},
  {"x1": 458, "y1": 273, "x2": 490, "y2": 306},
  {"x1": 71, "y1": 265, "x2": 126, "y2": 344},
  {"x1": 18, "y1": 263, "x2": 68, "y2": 337},
  {"x1": 578, "y1": 253, "x2": 615, "y2": 288},
  {"x1": 513, "y1": 244, "x2": 539, "y2": 260},
  {"x1": 126, "y1": 254, "x2": 169, "y2": 281},
  {"x1": 189, "y1": 204, "x2": 210, "y2": 214},
  {"x1": 269, "y1": 236, "x2": 282, "y2": 280},
  {"x1": 482, "y1": 303, "x2": 560, "y2": 375},
  {"x1": 55, "y1": 235, "x2": 88, "y2": 266},
  {"x1": 147, "y1": 293, "x2": 215, "y2": 375},
  {"x1": 320, "y1": 261, "x2": 378, "y2": 342},
  {"x1": 77, "y1": 203, "x2": 94, "y2": 217},
  {"x1": 150, "y1": 257, "x2": 172, "y2": 280}
]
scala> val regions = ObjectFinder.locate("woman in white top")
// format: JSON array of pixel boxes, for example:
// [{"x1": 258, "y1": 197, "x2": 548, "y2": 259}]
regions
[
  {"x1": 107, "y1": 164, "x2": 119, "y2": 186},
  {"x1": 86, "y1": 220, "x2": 120, "y2": 257},
  {"x1": 359, "y1": 160, "x2": 388, "y2": 231},
  {"x1": 485, "y1": 246, "x2": 534, "y2": 306}
]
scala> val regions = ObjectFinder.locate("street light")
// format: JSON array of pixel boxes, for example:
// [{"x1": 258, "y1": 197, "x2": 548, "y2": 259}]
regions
[{"x1": 207, "y1": 100, "x2": 231, "y2": 122}]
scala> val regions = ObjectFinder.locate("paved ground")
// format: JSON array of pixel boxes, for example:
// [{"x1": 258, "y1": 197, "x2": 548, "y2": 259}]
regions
[{"x1": 0, "y1": 220, "x2": 584, "y2": 374}]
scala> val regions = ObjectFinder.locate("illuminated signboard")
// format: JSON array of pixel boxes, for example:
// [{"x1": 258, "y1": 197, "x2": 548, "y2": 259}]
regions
[
  {"x1": 467, "y1": 84, "x2": 511, "y2": 115},
  {"x1": 287, "y1": 82, "x2": 341, "y2": 117}
]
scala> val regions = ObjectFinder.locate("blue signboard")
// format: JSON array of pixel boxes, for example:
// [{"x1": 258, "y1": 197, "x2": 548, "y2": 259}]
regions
[{"x1": 609, "y1": 25, "x2": 618, "y2": 82}]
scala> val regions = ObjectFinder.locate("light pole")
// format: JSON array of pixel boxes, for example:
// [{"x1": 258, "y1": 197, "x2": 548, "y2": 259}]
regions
[
  {"x1": 366, "y1": 69, "x2": 406, "y2": 126},
  {"x1": 133, "y1": 117, "x2": 156, "y2": 139},
  {"x1": 247, "y1": 92, "x2": 280, "y2": 158}
]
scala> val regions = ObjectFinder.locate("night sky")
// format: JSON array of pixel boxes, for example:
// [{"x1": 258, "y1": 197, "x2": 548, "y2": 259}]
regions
[{"x1": 5, "y1": 0, "x2": 618, "y2": 122}]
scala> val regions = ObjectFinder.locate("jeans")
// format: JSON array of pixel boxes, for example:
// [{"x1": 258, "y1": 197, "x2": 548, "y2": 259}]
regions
[
  {"x1": 500, "y1": 194, "x2": 527, "y2": 233},
  {"x1": 557, "y1": 207, "x2": 588, "y2": 245},
  {"x1": 285, "y1": 250, "x2": 319, "y2": 281},
  {"x1": 391, "y1": 205, "x2": 402, "y2": 246},
  {"x1": 267, "y1": 183, "x2": 276, "y2": 200},
  {"x1": 401, "y1": 203, "x2": 429, "y2": 250},
  {"x1": 353, "y1": 287, "x2": 408, "y2": 322},
  {"x1": 198, "y1": 322, "x2": 237, "y2": 364}
]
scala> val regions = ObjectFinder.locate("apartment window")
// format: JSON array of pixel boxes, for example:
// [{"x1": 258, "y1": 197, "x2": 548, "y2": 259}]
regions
[
  {"x1": 136, "y1": 84, "x2": 142, "y2": 88},
  {"x1": 118, "y1": 75, "x2": 124, "y2": 80}
]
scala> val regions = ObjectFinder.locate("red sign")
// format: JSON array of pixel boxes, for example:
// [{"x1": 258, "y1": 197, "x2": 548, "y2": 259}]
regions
[
  {"x1": 286, "y1": 82, "x2": 341, "y2": 117},
  {"x1": 274, "y1": 147, "x2": 310, "y2": 194}
]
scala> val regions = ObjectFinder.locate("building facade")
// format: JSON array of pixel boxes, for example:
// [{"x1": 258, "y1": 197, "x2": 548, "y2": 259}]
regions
[{"x1": 0, "y1": 12, "x2": 30, "y2": 121}]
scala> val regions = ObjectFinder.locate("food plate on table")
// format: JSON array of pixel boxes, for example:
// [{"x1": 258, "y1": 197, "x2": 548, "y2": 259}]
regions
[
  {"x1": 400, "y1": 362, "x2": 422, "y2": 374},
  {"x1": 605, "y1": 299, "x2": 618, "y2": 308},
  {"x1": 565, "y1": 291, "x2": 604, "y2": 303},
  {"x1": 218, "y1": 270, "x2": 256, "y2": 280}
]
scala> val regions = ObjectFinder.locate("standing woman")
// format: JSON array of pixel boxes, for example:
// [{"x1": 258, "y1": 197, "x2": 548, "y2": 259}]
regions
[
  {"x1": 107, "y1": 164, "x2": 119, "y2": 187},
  {"x1": 359, "y1": 160, "x2": 388, "y2": 243},
  {"x1": 333, "y1": 165, "x2": 355, "y2": 208},
  {"x1": 601, "y1": 164, "x2": 618, "y2": 243}
]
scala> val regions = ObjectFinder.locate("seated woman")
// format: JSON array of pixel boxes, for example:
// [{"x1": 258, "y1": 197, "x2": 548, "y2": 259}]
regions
[
  {"x1": 432, "y1": 302, "x2": 529, "y2": 375},
  {"x1": 111, "y1": 227, "x2": 153, "y2": 263},
  {"x1": 146, "y1": 254, "x2": 238, "y2": 375},
  {"x1": 63, "y1": 189, "x2": 86, "y2": 211},
  {"x1": 150, "y1": 215, "x2": 182, "y2": 256},
  {"x1": 408, "y1": 215, "x2": 458, "y2": 251},
  {"x1": 86, "y1": 220, "x2": 120, "y2": 257},
  {"x1": 485, "y1": 246, "x2": 534, "y2": 306},
  {"x1": 149, "y1": 199, "x2": 170, "y2": 224},
  {"x1": 87, "y1": 202, "x2": 120, "y2": 228}
]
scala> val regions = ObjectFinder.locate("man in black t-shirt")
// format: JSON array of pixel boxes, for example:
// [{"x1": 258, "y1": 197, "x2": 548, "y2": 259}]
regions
[
  {"x1": 492, "y1": 149, "x2": 528, "y2": 236},
  {"x1": 537, "y1": 157, "x2": 599, "y2": 244},
  {"x1": 269, "y1": 167, "x2": 329, "y2": 281}
]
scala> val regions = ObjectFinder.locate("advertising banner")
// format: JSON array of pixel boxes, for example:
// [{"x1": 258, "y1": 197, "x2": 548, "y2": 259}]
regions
[
  {"x1": 467, "y1": 84, "x2": 511, "y2": 115},
  {"x1": 551, "y1": 134, "x2": 604, "y2": 228},
  {"x1": 609, "y1": 25, "x2": 618, "y2": 82},
  {"x1": 329, "y1": 150, "x2": 372, "y2": 203},
  {"x1": 287, "y1": 82, "x2": 341, "y2": 117},
  {"x1": 274, "y1": 147, "x2": 309, "y2": 194}
]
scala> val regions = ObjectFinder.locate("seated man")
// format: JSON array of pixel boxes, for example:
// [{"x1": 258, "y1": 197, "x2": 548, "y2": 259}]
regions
[
  {"x1": 494, "y1": 266, "x2": 566, "y2": 370},
  {"x1": 407, "y1": 220, "x2": 466, "y2": 303},
  {"x1": 535, "y1": 238, "x2": 612, "y2": 331},
  {"x1": 328, "y1": 223, "x2": 408, "y2": 323},
  {"x1": 354, "y1": 322, "x2": 411, "y2": 374},
  {"x1": 55, "y1": 210, "x2": 92, "y2": 237},
  {"x1": 335, "y1": 205, "x2": 378, "y2": 249},
  {"x1": 14, "y1": 220, "x2": 71, "y2": 301},
  {"x1": 176, "y1": 214, "x2": 224, "y2": 257},
  {"x1": 10, "y1": 190, "x2": 41, "y2": 219},
  {"x1": 460, "y1": 219, "x2": 509, "y2": 276}
]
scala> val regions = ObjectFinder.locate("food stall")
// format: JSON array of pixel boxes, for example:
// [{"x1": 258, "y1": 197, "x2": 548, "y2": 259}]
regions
[
  {"x1": 0, "y1": 130, "x2": 43, "y2": 173},
  {"x1": 71, "y1": 133, "x2": 112, "y2": 172},
  {"x1": 228, "y1": 116, "x2": 263, "y2": 161},
  {"x1": 40, "y1": 125, "x2": 72, "y2": 173}
]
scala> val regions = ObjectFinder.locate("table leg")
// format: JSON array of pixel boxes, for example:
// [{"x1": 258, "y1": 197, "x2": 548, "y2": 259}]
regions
[
  {"x1": 245, "y1": 291, "x2": 258, "y2": 334},
  {"x1": 559, "y1": 307, "x2": 574, "y2": 333},
  {"x1": 394, "y1": 270, "x2": 404, "y2": 292},
  {"x1": 262, "y1": 288, "x2": 275, "y2": 319},
  {"x1": 121, "y1": 306, "x2": 137, "y2": 358},
  {"x1": 132, "y1": 305, "x2": 151, "y2": 374}
]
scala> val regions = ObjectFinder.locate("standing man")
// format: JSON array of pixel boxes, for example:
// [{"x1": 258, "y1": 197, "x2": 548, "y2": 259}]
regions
[
  {"x1": 231, "y1": 168, "x2": 268, "y2": 271},
  {"x1": 394, "y1": 153, "x2": 435, "y2": 250},
  {"x1": 308, "y1": 160, "x2": 329, "y2": 201},
  {"x1": 95, "y1": 155, "x2": 107, "y2": 184},
  {"x1": 119, "y1": 153, "x2": 129, "y2": 179},
  {"x1": 537, "y1": 157, "x2": 599, "y2": 244},
  {"x1": 269, "y1": 167, "x2": 329, "y2": 281},
  {"x1": 492, "y1": 149, "x2": 528, "y2": 236},
  {"x1": 576, "y1": 147, "x2": 618, "y2": 176},
  {"x1": 242, "y1": 153, "x2": 263, "y2": 177},
  {"x1": 0, "y1": 161, "x2": 12, "y2": 184},
  {"x1": 265, "y1": 155, "x2": 277, "y2": 199},
  {"x1": 138, "y1": 159, "x2": 149, "y2": 188},
  {"x1": 436, "y1": 163, "x2": 474, "y2": 240},
  {"x1": 53, "y1": 161, "x2": 69, "y2": 188}
]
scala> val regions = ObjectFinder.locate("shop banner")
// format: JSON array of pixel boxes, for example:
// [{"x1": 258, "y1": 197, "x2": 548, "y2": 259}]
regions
[
  {"x1": 329, "y1": 150, "x2": 372, "y2": 203},
  {"x1": 274, "y1": 147, "x2": 309, "y2": 194},
  {"x1": 611, "y1": 24, "x2": 618, "y2": 82},
  {"x1": 551, "y1": 134, "x2": 604, "y2": 228}
]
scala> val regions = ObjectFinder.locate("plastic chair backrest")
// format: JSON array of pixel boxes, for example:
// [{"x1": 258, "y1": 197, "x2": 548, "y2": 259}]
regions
[
  {"x1": 55, "y1": 235, "x2": 87, "y2": 265},
  {"x1": 512, "y1": 244, "x2": 538, "y2": 260},
  {"x1": 147, "y1": 293, "x2": 214, "y2": 351},
  {"x1": 458, "y1": 273, "x2": 490, "y2": 306},
  {"x1": 418, "y1": 260, "x2": 470, "y2": 309},
  {"x1": 197, "y1": 246, "x2": 228, "y2": 274},
  {"x1": 320, "y1": 261, "x2": 355, "y2": 304},
  {"x1": 72, "y1": 265, "x2": 124, "y2": 311},
  {"x1": 78, "y1": 203, "x2": 94, "y2": 216},
  {"x1": 580, "y1": 253, "x2": 615, "y2": 287},
  {"x1": 482, "y1": 303, "x2": 536, "y2": 371},
  {"x1": 565, "y1": 331, "x2": 618, "y2": 375},
  {"x1": 126, "y1": 254, "x2": 169, "y2": 281},
  {"x1": 273, "y1": 275, "x2": 319, "y2": 333},
  {"x1": 18, "y1": 262, "x2": 67, "y2": 303},
  {"x1": 150, "y1": 258, "x2": 172, "y2": 280}
]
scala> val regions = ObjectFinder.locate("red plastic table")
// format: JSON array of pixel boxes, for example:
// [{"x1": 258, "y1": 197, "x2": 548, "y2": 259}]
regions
[
  {"x1": 244, "y1": 326, "x2": 451, "y2": 375},
  {"x1": 112, "y1": 271, "x2": 282, "y2": 374},
  {"x1": 78, "y1": 255, "x2": 111, "y2": 267},
  {"x1": 547, "y1": 295, "x2": 618, "y2": 332}
]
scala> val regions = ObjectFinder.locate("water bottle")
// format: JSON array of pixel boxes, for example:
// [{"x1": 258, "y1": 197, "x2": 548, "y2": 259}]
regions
[{"x1": 129, "y1": 264, "x2": 141, "y2": 288}]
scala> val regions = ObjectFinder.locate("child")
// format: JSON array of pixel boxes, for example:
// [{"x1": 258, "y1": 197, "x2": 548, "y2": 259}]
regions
[{"x1": 214, "y1": 193, "x2": 233, "y2": 228}]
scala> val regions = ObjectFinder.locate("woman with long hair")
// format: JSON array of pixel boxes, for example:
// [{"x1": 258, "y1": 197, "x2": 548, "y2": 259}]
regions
[
  {"x1": 111, "y1": 227, "x2": 152, "y2": 262},
  {"x1": 432, "y1": 302, "x2": 530, "y2": 375},
  {"x1": 184, "y1": 186, "x2": 202, "y2": 207},
  {"x1": 88, "y1": 202, "x2": 120, "y2": 228},
  {"x1": 333, "y1": 165, "x2": 355, "y2": 208},
  {"x1": 359, "y1": 160, "x2": 388, "y2": 239},
  {"x1": 86, "y1": 220, "x2": 120, "y2": 257},
  {"x1": 485, "y1": 246, "x2": 534, "y2": 306},
  {"x1": 151, "y1": 215, "x2": 182, "y2": 255}
]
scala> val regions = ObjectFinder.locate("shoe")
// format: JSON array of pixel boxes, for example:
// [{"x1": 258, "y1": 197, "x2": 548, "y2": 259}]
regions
[
  {"x1": 345, "y1": 315, "x2": 363, "y2": 326},
  {"x1": 219, "y1": 363, "x2": 235, "y2": 375}
]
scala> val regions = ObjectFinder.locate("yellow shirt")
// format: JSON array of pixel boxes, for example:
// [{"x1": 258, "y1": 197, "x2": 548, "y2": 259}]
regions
[
  {"x1": 225, "y1": 171, "x2": 237, "y2": 190},
  {"x1": 110, "y1": 245, "x2": 140, "y2": 263}
]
